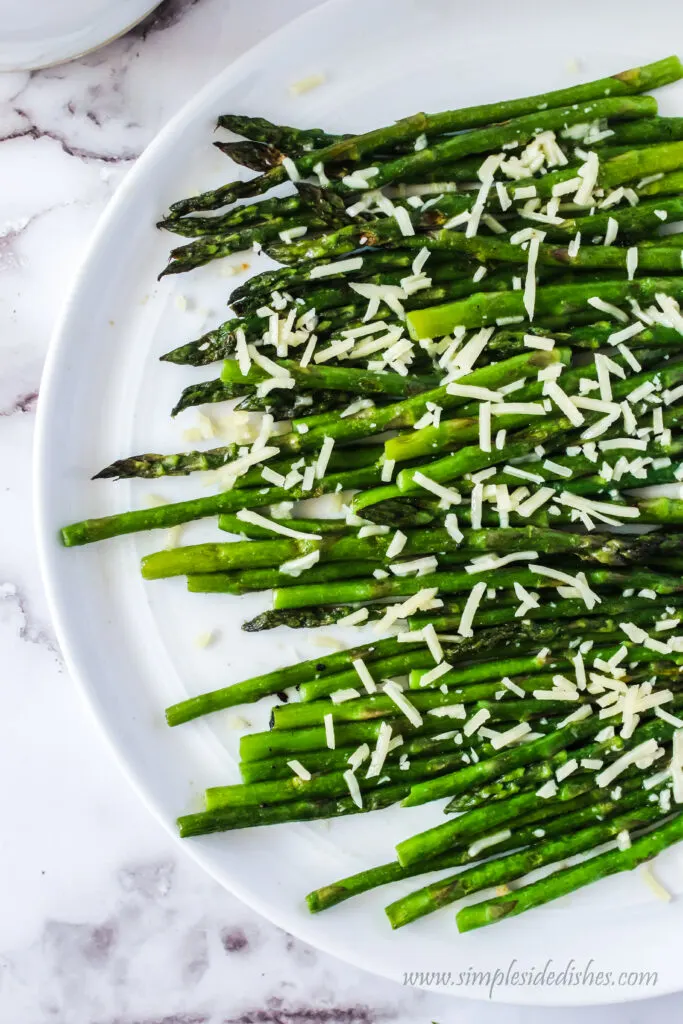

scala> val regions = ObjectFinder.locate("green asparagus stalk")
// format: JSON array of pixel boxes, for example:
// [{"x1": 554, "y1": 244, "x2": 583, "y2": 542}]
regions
[
  {"x1": 388, "y1": 798, "x2": 669, "y2": 928},
  {"x1": 217, "y1": 513, "x2": 346, "y2": 539},
  {"x1": 60, "y1": 462, "x2": 381, "y2": 546},
  {"x1": 306, "y1": 786, "x2": 654, "y2": 913},
  {"x1": 167, "y1": 61, "x2": 675, "y2": 218},
  {"x1": 272, "y1": 564, "x2": 683, "y2": 611},
  {"x1": 456, "y1": 812, "x2": 683, "y2": 932},
  {"x1": 217, "y1": 113, "x2": 345, "y2": 152},
  {"x1": 406, "y1": 277, "x2": 683, "y2": 338},
  {"x1": 177, "y1": 782, "x2": 409, "y2": 837},
  {"x1": 95, "y1": 438, "x2": 380, "y2": 483},
  {"x1": 165, "y1": 632, "x2": 430, "y2": 726},
  {"x1": 186, "y1": 560, "x2": 383, "y2": 594},
  {"x1": 145, "y1": 523, "x2": 683, "y2": 581},
  {"x1": 395, "y1": 774, "x2": 607, "y2": 868},
  {"x1": 220, "y1": 358, "x2": 438, "y2": 397}
]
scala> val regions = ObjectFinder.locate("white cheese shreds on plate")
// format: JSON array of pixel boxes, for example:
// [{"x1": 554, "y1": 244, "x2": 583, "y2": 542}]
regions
[
  {"x1": 314, "y1": 436, "x2": 335, "y2": 479},
  {"x1": 542, "y1": 459, "x2": 572, "y2": 478},
  {"x1": 567, "y1": 231, "x2": 582, "y2": 258},
  {"x1": 352, "y1": 658, "x2": 377, "y2": 693},
  {"x1": 501, "y1": 675, "x2": 526, "y2": 698},
  {"x1": 467, "y1": 830, "x2": 512, "y2": 858},
  {"x1": 412, "y1": 471, "x2": 462, "y2": 508},
  {"x1": 544, "y1": 381, "x2": 585, "y2": 426},
  {"x1": 445, "y1": 512, "x2": 463, "y2": 543},
  {"x1": 671, "y1": 729, "x2": 683, "y2": 803},
  {"x1": 478, "y1": 401, "x2": 492, "y2": 453},
  {"x1": 279, "y1": 550, "x2": 320, "y2": 576},
  {"x1": 532, "y1": 563, "x2": 600, "y2": 609},
  {"x1": 331, "y1": 687, "x2": 362, "y2": 704},
  {"x1": 490, "y1": 722, "x2": 533, "y2": 749},
  {"x1": 337, "y1": 608, "x2": 370, "y2": 628},
  {"x1": 603, "y1": 216, "x2": 619, "y2": 246},
  {"x1": 342, "y1": 769, "x2": 363, "y2": 808},
  {"x1": 347, "y1": 743, "x2": 370, "y2": 770},
  {"x1": 287, "y1": 760, "x2": 311, "y2": 781},
  {"x1": 463, "y1": 707, "x2": 491, "y2": 737},
  {"x1": 366, "y1": 722, "x2": 393, "y2": 779},
  {"x1": 515, "y1": 486, "x2": 555, "y2": 518},
  {"x1": 324, "y1": 713, "x2": 335, "y2": 749},
  {"x1": 523, "y1": 234, "x2": 540, "y2": 320},
  {"x1": 523, "y1": 334, "x2": 555, "y2": 351},
  {"x1": 536, "y1": 780, "x2": 558, "y2": 799},
  {"x1": 234, "y1": 327, "x2": 251, "y2": 375},
  {"x1": 640, "y1": 863, "x2": 672, "y2": 902},
  {"x1": 626, "y1": 247, "x2": 639, "y2": 281},
  {"x1": 587, "y1": 296, "x2": 628, "y2": 322},
  {"x1": 574, "y1": 151, "x2": 599, "y2": 206},
  {"x1": 279, "y1": 226, "x2": 308, "y2": 243},
  {"x1": 466, "y1": 550, "x2": 538, "y2": 574},
  {"x1": 381, "y1": 459, "x2": 396, "y2": 483},
  {"x1": 386, "y1": 530, "x2": 407, "y2": 559},
  {"x1": 289, "y1": 73, "x2": 326, "y2": 95},
  {"x1": 236, "y1": 509, "x2": 322, "y2": 540},
  {"x1": 596, "y1": 739, "x2": 659, "y2": 787},
  {"x1": 382, "y1": 681, "x2": 423, "y2": 727},
  {"x1": 420, "y1": 661, "x2": 453, "y2": 687},
  {"x1": 458, "y1": 581, "x2": 488, "y2": 637},
  {"x1": 390, "y1": 556, "x2": 439, "y2": 577}
]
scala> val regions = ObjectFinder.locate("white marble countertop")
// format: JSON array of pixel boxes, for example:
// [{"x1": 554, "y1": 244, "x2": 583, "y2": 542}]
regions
[{"x1": 3, "y1": 2, "x2": 683, "y2": 1020}]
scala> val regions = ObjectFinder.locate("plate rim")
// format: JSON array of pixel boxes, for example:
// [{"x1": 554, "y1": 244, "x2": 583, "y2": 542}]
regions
[
  {"x1": 0, "y1": 0, "x2": 163, "y2": 72},
  {"x1": 33, "y1": 0, "x2": 683, "y2": 1005}
]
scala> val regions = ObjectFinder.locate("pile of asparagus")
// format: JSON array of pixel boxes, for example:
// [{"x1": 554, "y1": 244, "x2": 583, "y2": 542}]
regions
[{"x1": 62, "y1": 55, "x2": 683, "y2": 932}]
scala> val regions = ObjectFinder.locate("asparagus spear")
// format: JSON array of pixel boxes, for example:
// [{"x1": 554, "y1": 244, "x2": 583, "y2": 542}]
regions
[
  {"x1": 241, "y1": 606, "x2": 372, "y2": 632},
  {"x1": 187, "y1": 560, "x2": 383, "y2": 594},
  {"x1": 172, "y1": 379, "x2": 353, "y2": 418},
  {"x1": 395, "y1": 774, "x2": 608, "y2": 868},
  {"x1": 217, "y1": 513, "x2": 346, "y2": 539},
  {"x1": 213, "y1": 139, "x2": 283, "y2": 172},
  {"x1": 130, "y1": 346, "x2": 562, "y2": 486},
  {"x1": 238, "y1": 716, "x2": 466, "y2": 762},
  {"x1": 60, "y1": 462, "x2": 381, "y2": 546},
  {"x1": 402, "y1": 710, "x2": 676, "y2": 809},
  {"x1": 142, "y1": 523, "x2": 683, "y2": 580},
  {"x1": 302, "y1": 647, "x2": 566, "y2": 705},
  {"x1": 206, "y1": 747, "x2": 491, "y2": 809},
  {"x1": 220, "y1": 358, "x2": 438, "y2": 397},
  {"x1": 159, "y1": 193, "x2": 312, "y2": 237},
  {"x1": 306, "y1": 786, "x2": 652, "y2": 912},
  {"x1": 178, "y1": 782, "x2": 409, "y2": 837},
  {"x1": 395, "y1": 358, "x2": 683, "y2": 491},
  {"x1": 160, "y1": 210, "x2": 346, "y2": 276},
  {"x1": 387, "y1": 798, "x2": 669, "y2": 928},
  {"x1": 391, "y1": 227, "x2": 683, "y2": 277},
  {"x1": 243, "y1": 590, "x2": 683, "y2": 634},
  {"x1": 406, "y1": 277, "x2": 683, "y2": 338},
  {"x1": 167, "y1": 61, "x2": 676, "y2": 217},
  {"x1": 240, "y1": 729, "x2": 492, "y2": 783},
  {"x1": 271, "y1": 564, "x2": 683, "y2": 611},
  {"x1": 216, "y1": 113, "x2": 345, "y2": 152},
  {"x1": 165, "y1": 632, "x2": 431, "y2": 726},
  {"x1": 502, "y1": 139, "x2": 683, "y2": 201},
  {"x1": 95, "y1": 438, "x2": 380, "y2": 483},
  {"x1": 159, "y1": 306, "x2": 356, "y2": 366},
  {"x1": 456, "y1": 812, "x2": 683, "y2": 932}
]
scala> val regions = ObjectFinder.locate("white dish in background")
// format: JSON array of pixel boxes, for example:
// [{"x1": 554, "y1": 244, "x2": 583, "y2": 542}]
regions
[
  {"x1": 0, "y1": 0, "x2": 163, "y2": 70},
  {"x1": 34, "y1": 0, "x2": 683, "y2": 1005}
]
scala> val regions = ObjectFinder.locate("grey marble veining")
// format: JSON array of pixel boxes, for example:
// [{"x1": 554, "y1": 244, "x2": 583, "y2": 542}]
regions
[{"x1": 4, "y1": 2, "x2": 683, "y2": 1021}]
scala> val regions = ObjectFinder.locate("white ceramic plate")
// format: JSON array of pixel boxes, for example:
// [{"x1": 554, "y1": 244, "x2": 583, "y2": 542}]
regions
[
  {"x1": 35, "y1": 0, "x2": 683, "y2": 1005},
  {"x1": 0, "y1": 0, "x2": 162, "y2": 71}
]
